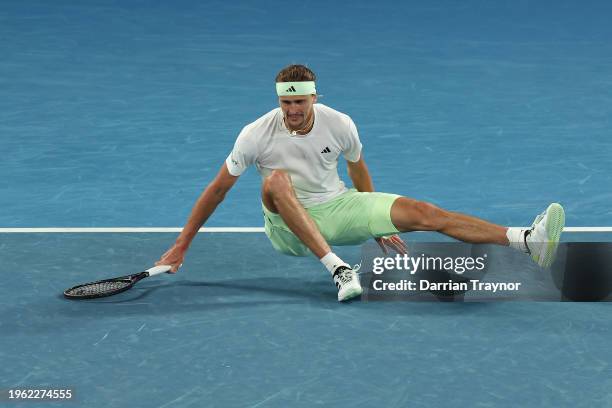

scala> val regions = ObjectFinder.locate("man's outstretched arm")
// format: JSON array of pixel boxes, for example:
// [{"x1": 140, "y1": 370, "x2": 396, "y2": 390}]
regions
[{"x1": 156, "y1": 163, "x2": 239, "y2": 272}]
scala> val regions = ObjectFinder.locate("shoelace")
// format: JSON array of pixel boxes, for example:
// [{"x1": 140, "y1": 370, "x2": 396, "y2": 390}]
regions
[
  {"x1": 335, "y1": 267, "x2": 355, "y2": 285},
  {"x1": 525, "y1": 209, "x2": 547, "y2": 254},
  {"x1": 532, "y1": 209, "x2": 548, "y2": 229},
  {"x1": 533, "y1": 212, "x2": 543, "y2": 224}
]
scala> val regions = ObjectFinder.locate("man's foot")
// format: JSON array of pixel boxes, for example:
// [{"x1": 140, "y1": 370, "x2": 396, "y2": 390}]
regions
[
  {"x1": 333, "y1": 265, "x2": 362, "y2": 302},
  {"x1": 525, "y1": 203, "x2": 565, "y2": 268}
]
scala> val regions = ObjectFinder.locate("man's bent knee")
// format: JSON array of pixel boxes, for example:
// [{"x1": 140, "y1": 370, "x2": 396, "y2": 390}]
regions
[
  {"x1": 263, "y1": 170, "x2": 292, "y2": 196},
  {"x1": 262, "y1": 170, "x2": 295, "y2": 212}
]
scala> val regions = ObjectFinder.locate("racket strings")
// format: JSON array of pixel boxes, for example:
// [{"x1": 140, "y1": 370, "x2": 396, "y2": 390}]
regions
[{"x1": 66, "y1": 279, "x2": 131, "y2": 297}]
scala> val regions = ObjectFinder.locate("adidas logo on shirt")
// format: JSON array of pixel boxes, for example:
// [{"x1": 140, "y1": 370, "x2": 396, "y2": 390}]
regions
[
  {"x1": 285, "y1": 86, "x2": 297, "y2": 92},
  {"x1": 321, "y1": 147, "x2": 331, "y2": 154}
]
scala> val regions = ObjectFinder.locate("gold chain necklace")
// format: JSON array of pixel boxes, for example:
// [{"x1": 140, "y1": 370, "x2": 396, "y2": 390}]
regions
[{"x1": 285, "y1": 113, "x2": 314, "y2": 136}]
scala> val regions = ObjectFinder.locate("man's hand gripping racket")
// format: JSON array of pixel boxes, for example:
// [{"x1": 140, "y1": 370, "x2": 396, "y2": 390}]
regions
[
  {"x1": 63, "y1": 265, "x2": 173, "y2": 300},
  {"x1": 155, "y1": 243, "x2": 187, "y2": 273}
]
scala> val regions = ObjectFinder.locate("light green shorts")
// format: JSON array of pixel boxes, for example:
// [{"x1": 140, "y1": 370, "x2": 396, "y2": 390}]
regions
[{"x1": 263, "y1": 189, "x2": 401, "y2": 257}]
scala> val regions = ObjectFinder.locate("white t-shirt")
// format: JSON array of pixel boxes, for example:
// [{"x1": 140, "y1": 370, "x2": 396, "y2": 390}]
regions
[{"x1": 225, "y1": 103, "x2": 363, "y2": 208}]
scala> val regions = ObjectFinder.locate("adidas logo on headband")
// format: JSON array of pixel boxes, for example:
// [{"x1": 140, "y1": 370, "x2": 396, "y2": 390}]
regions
[{"x1": 276, "y1": 81, "x2": 316, "y2": 96}]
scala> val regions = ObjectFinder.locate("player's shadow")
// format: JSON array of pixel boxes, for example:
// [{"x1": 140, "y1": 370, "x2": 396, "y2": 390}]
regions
[
  {"x1": 5, "y1": 276, "x2": 337, "y2": 332},
  {"x1": 111, "y1": 275, "x2": 334, "y2": 302},
  {"x1": 0, "y1": 275, "x2": 345, "y2": 336}
]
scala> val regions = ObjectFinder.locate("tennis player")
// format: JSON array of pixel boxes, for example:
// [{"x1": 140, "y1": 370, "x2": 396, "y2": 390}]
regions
[{"x1": 157, "y1": 64, "x2": 565, "y2": 302}]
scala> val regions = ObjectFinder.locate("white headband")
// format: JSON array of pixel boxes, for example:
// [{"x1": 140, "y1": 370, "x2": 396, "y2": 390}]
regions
[{"x1": 276, "y1": 81, "x2": 316, "y2": 96}]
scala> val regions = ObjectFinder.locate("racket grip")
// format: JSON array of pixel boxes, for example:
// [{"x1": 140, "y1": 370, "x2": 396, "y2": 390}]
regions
[{"x1": 146, "y1": 265, "x2": 172, "y2": 276}]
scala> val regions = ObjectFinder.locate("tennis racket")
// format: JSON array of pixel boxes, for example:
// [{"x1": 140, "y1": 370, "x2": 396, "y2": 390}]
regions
[{"x1": 63, "y1": 265, "x2": 172, "y2": 300}]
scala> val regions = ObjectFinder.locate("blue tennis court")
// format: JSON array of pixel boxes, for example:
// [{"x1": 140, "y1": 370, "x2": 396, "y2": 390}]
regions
[{"x1": 2, "y1": 1, "x2": 612, "y2": 407}]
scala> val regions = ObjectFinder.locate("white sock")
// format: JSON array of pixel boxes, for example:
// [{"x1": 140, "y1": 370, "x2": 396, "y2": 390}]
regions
[
  {"x1": 506, "y1": 228, "x2": 529, "y2": 253},
  {"x1": 320, "y1": 252, "x2": 349, "y2": 274}
]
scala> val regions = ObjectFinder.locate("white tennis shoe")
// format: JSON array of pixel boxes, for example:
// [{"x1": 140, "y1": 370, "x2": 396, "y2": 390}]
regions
[
  {"x1": 525, "y1": 203, "x2": 565, "y2": 268},
  {"x1": 333, "y1": 265, "x2": 362, "y2": 302}
]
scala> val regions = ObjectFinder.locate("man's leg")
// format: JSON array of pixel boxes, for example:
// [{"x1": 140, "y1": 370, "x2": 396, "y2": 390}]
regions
[
  {"x1": 389, "y1": 197, "x2": 565, "y2": 268},
  {"x1": 262, "y1": 170, "x2": 362, "y2": 300},
  {"x1": 262, "y1": 170, "x2": 331, "y2": 258},
  {"x1": 389, "y1": 197, "x2": 509, "y2": 244}
]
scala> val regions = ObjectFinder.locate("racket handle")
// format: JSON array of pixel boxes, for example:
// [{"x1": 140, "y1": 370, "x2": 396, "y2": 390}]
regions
[{"x1": 146, "y1": 265, "x2": 172, "y2": 276}]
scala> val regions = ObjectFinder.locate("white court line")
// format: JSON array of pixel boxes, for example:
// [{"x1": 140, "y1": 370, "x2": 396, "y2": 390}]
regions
[
  {"x1": 563, "y1": 227, "x2": 612, "y2": 232},
  {"x1": 0, "y1": 227, "x2": 611, "y2": 233},
  {"x1": 0, "y1": 227, "x2": 265, "y2": 233}
]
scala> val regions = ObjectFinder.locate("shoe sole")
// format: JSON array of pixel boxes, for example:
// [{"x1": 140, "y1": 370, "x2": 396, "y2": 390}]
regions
[
  {"x1": 537, "y1": 203, "x2": 565, "y2": 268},
  {"x1": 338, "y1": 286, "x2": 363, "y2": 302}
]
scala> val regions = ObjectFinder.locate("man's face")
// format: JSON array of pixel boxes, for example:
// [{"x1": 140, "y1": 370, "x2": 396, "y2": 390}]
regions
[{"x1": 279, "y1": 94, "x2": 317, "y2": 129}]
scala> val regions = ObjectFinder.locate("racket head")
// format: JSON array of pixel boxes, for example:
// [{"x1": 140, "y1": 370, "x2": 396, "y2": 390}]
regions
[{"x1": 63, "y1": 273, "x2": 144, "y2": 300}]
